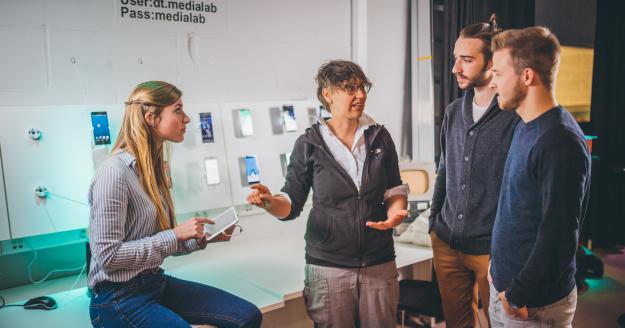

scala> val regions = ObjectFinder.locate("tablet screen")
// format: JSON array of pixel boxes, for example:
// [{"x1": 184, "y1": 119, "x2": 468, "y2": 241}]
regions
[{"x1": 204, "y1": 207, "x2": 239, "y2": 240}]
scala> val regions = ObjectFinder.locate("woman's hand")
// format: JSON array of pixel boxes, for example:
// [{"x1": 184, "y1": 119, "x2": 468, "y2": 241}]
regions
[
  {"x1": 365, "y1": 209, "x2": 409, "y2": 230},
  {"x1": 207, "y1": 224, "x2": 236, "y2": 243},
  {"x1": 173, "y1": 217, "x2": 213, "y2": 242},
  {"x1": 247, "y1": 183, "x2": 273, "y2": 208},
  {"x1": 196, "y1": 224, "x2": 236, "y2": 249}
]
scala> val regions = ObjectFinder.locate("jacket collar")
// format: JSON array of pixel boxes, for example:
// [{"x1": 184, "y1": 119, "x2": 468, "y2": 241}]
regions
[{"x1": 306, "y1": 113, "x2": 383, "y2": 149}]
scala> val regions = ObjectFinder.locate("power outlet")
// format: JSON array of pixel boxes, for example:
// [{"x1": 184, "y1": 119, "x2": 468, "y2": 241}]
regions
[
  {"x1": 11, "y1": 239, "x2": 25, "y2": 251},
  {"x1": 0, "y1": 239, "x2": 32, "y2": 255}
]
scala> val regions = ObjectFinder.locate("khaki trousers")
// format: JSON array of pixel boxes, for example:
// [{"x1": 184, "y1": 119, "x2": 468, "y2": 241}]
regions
[
  {"x1": 303, "y1": 260, "x2": 399, "y2": 328},
  {"x1": 431, "y1": 232, "x2": 490, "y2": 328}
]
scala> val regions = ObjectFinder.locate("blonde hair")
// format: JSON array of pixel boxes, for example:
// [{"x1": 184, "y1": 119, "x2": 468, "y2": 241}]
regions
[
  {"x1": 491, "y1": 26, "x2": 561, "y2": 90},
  {"x1": 113, "y1": 81, "x2": 182, "y2": 231}
]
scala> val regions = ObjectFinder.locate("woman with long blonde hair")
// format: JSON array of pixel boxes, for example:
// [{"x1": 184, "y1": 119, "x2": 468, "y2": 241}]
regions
[{"x1": 88, "y1": 81, "x2": 262, "y2": 328}]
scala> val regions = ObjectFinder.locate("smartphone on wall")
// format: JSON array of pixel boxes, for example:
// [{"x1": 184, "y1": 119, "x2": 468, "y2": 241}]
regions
[
  {"x1": 199, "y1": 112, "x2": 215, "y2": 143},
  {"x1": 319, "y1": 105, "x2": 331, "y2": 120},
  {"x1": 245, "y1": 155, "x2": 260, "y2": 185},
  {"x1": 204, "y1": 157, "x2": 220, "y2": 185},
  {"x1": 280, "y1": 152, "x2": 292, "y2": 177},
  {"x1": 90, "y1": 111, "x2": 111, "y2": 145},
  {"x1": 238, "y1": 109, "x2": 254, "y2": 137},
  {"x1": 282, "y1": 104, "x2": 297, "y2": 132}
]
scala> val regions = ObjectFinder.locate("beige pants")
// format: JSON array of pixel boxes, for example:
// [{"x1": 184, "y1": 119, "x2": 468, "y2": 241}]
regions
[
  {"x1": 303, "y1": 260, "x2": 399, "y2": 328},
  {"x1": 431, "y1": 232, "x2": 491, "y2": 328}
]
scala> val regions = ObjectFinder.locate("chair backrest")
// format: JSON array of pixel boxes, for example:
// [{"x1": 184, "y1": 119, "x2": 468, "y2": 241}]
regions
[{"x1": 398, "y1": 161, "x2": 436, "y2": 202}]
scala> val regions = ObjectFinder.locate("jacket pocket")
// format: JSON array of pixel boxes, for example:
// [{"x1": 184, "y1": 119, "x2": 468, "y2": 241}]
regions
[{"x1": 305, "y1": 207, "x2": 335, "y2": 246}]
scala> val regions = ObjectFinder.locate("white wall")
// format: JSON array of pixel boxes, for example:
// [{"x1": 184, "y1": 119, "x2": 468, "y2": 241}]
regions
[
  {"x1": 366, "y1": 0, "x2": 409, "y2": 154},
  {"x1": 0, "y1": 0, "x2": 351, "y2": 106},
  {"x1": 0, "y1": 0, "x2": 433, "y2": 240},
  {"x1": 365, "y1": 0, "x2": 435, "y2": 162}
]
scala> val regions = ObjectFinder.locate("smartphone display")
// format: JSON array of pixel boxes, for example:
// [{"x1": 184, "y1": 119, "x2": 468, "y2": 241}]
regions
[
  {"x1": 90, "y1": 111, "x2": 111, "y2": 145},
  {"x1": 204, "y1": 157, "x2": 220, "y2": 185},
  {"x1": 319, "y1": 105, "x2": 331, "y2": 120},
  {"x1": 280, "y1": 152, "x2": 292, "y2": 177},
  {"x1": 199, "y1": 112, "x2": 215, "y2": 143},
  {"x1": 245, "y1": 155, "x2": 260, "y2": 185},
  {"x1": 238, "y1": 109, "x2": 254, "y2": 137},
  {"x1": 282, "y1": 104, "x2": 297, "y2": 132}
]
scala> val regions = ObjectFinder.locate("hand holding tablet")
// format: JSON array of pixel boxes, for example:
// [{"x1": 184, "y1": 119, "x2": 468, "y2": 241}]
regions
[{"x1": 204, "y1": 207, "x2": 239, "y2": 241}]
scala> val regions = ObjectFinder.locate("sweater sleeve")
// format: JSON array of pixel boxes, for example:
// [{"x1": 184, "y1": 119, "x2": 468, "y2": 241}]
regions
[
  {"x1": 429, "y1": 111, "x2": 448, "y2": 232},
  {"x1": 280, "y1": 136, "x2": 314, "y2": 221},
  {"x1": 505, "y1": 129, "x2": 590, "y2": 307}
]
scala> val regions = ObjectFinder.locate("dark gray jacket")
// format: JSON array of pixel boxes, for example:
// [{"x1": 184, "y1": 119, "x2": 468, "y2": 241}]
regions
[
  {"x1": 281, "y1": 123, "x2": 403, "y2": 267},
  {"x1": 429, "y1": 89, "x2": 519, "y2": 255}
]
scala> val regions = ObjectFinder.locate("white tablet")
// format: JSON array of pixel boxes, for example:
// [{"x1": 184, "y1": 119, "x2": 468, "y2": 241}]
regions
[{"x1": 204, "y1": 207, "x2": 239, "y2": 241}]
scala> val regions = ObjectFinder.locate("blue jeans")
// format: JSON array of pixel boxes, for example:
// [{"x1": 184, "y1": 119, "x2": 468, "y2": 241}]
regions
[
  {"x1": 89, "y1": 268, "x2": 262, "y2": 328},
  {"x1": 489, "y1": 282, "x2": 577, "y2": 328}
]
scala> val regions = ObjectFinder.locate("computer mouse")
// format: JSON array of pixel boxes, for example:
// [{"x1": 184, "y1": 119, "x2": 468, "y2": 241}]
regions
[{"x1": 23, "y1": 296, "x2": 58, "y2": 310}]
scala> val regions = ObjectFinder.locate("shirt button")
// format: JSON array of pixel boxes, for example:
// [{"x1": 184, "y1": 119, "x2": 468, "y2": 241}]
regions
[
  {"x1": 464, "y1": 156, "x2": 469, "y2": 161},
  {"x1": 457, "y1": 214, "x2": 463, "y2": 220},
  {"x1": 461, "y1": 184, "x2": 466, "y2": 190},
  {"x1": 469, "y1": 131, "x2": 474, "y2": 136}
]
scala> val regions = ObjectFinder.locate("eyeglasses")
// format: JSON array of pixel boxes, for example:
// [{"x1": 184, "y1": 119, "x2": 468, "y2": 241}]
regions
[{"x1": 338, "y1": 81, "x2": 372, "y2": 95}]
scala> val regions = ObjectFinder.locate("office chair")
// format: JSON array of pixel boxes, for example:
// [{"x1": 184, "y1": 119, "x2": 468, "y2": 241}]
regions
[{"x1": 398, "y1": 270, "x2": 444, "y2": 328}]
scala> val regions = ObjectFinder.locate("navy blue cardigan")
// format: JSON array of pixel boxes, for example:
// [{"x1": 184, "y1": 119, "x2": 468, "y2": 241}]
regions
[{"x1": 429, "y1": 89, "x2": 519, "y2": 255}]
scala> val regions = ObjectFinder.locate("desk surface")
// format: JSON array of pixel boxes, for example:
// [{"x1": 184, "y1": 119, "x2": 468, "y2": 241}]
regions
[{"x1": 0, "y1": 210, "x2": 432, "y2": 327}]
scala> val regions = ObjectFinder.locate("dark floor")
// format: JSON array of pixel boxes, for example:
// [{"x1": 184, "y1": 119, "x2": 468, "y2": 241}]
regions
[
  {"x1": 400, "y1": 245, "x2": 625, "y2": 328},
  {"x1": 573, "y1": 245, "x2": 625, "y2": 328}
]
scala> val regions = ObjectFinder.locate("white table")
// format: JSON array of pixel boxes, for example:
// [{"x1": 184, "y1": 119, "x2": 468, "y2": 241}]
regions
[{"x1": 0, "y1": 210, "x2": 433, "y2": 327}]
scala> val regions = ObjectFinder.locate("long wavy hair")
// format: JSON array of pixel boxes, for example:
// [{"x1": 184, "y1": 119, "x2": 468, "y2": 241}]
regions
[{"x1": 113, "y1": 81, "x2": 181, "y2": 230}]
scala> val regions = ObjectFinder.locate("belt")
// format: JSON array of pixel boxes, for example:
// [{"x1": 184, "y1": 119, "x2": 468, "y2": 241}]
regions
[
  {"x1": 140, "y1": 267, "x2": 164, "y2": 275},
  {"x1": 94, "y1": 267, "x2": 164, "y2": 292}
]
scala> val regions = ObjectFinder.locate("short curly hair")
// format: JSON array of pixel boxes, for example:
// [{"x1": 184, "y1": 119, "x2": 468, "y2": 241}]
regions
[{"x1": 315, "y1": 60, "x2": 371, "y2": 110}]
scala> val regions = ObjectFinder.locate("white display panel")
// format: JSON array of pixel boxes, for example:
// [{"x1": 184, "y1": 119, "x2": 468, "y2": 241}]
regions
[
  {"x1": 0, "y1": 145, "x2": 10, "y2": 241},
  {"x1": 204, "y1": 158, "x2": 220, "y2": 185},
  {"x1": 0, "y1": 106, "x2": 108, "y2": 238},
  {"x1": 0, "y1": 100, "x2": 319, "y2": 239},
  {"x1": 170, "y1": 102, "x2": 233, "y2": 214},
  {"x1": 220, "y1": 101, "x2": 318, "y2": 205}
]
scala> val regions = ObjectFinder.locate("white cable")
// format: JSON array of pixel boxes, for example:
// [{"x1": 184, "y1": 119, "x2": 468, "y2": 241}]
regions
[
  {"x1": 42, "y1": 205, "x2": 58, "y2": 232},
  {"x1": 47, "y1": 191, "x2": 89, "y2": 207},
  {"x1": 40, "y1": 190, "x2": 89, "y2": 233},
  {"x1": 54, "y1": 262, "x2": 88, "y2": 307},
  {"x1": 25, "y1": 240, "x2": 85, "y2": 285}
]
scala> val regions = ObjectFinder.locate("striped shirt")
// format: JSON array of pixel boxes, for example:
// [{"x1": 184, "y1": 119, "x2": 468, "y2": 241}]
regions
[{"x1": 88, "y1": 150, "x2": 200, "y2": 288}]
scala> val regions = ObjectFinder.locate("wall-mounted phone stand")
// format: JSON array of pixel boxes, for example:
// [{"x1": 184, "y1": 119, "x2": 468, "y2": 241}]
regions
[
  {"x1": 27, "y1": 128, "x2": 42, "y2": 141},
  {"x1": 35, "y1": 186, "x2": 48, "y2": 199}
]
